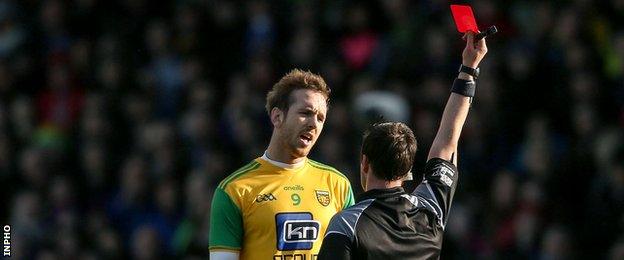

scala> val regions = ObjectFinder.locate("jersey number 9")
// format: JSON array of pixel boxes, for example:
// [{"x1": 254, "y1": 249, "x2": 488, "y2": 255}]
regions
[{"x1": 291, "y1": 194, "x2": 301, "y2": 205}]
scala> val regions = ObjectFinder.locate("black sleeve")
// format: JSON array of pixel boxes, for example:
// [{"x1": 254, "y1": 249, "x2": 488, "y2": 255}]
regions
[
  {"x1": 412, "y1": 157, "x2": 459, "y2": 228},
  {"x1": 318, "y1": 233, "x2": 352, "y2": 260}
]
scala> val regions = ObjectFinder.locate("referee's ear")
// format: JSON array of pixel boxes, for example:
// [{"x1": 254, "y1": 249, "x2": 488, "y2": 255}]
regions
[
  {"x1": 361, "y1": 154, "x2": 370, "y2": 174},
  {"x1": 270, "y1": 107, "x2": 284, "y2": 127},
  {"x1": 360, "y1": 154, "x2": 370, "y2": 190}
]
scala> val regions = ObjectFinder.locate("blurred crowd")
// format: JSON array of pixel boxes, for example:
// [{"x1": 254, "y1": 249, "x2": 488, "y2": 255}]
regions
[{"x1": 1, "y1": 0, "x2": 623, "y2": 259}]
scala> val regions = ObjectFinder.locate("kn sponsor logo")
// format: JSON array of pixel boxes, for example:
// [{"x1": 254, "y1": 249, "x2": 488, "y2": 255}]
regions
[{"x1": 275, "y1": 212, "x2": 321, "y2": 251}]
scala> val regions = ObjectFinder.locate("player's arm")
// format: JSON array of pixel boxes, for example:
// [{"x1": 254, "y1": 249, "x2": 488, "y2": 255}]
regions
[
  {"x1": 210, "y1": 251, "x2": 239, "y2": 260},
  {"x1": 428, "y1": 31, "x2": 487, "y2": 163},
  {"x1": 209, "y1": 187, "x2": 243, "y2": 260}
]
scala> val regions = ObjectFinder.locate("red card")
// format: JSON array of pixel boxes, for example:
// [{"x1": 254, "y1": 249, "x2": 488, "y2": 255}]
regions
[{"x1": 450, "y1": 5, "x2": 479, "y2": 33}]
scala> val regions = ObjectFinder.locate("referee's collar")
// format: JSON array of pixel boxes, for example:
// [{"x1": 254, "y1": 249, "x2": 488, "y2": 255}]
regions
[{"x1": 358, "y1": 187, "x2": 406, "y2": 202}]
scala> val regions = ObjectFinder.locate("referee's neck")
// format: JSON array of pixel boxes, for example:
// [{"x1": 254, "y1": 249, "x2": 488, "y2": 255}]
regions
[{"x1": 365, "y1": 178, "x2": 403, "y2": 191}]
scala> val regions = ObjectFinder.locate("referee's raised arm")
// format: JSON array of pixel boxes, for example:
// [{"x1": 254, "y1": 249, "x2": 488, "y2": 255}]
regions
[
  {"x1": 428, "y1": 31, "x2": 488, "y2": 165},
  {"x1": 319, "y1": 30, "x2": 492, "y2": 260}
]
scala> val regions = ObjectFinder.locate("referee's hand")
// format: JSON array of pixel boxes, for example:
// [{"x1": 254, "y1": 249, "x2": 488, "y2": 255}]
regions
[{"x1": 461, "y1": 31, "x2": 488, "y2": 69}]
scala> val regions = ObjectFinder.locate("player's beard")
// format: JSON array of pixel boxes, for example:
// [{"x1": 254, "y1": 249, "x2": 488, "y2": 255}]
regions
[
  {"x1": 284, "y1": 127, "x2": 317, "y2": 159},
  {"x1": 289, "y1": 133, "x2": 311, "y2": 158}
]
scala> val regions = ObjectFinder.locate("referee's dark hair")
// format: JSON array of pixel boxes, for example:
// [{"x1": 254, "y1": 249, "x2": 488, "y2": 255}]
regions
[{"x1": 361, "y1": 122, "x2": 417, "y2": 181}]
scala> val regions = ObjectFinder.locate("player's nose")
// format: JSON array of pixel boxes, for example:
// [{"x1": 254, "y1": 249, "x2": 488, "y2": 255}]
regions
[{"x1": 305, "y1": 117, "x2": 318, "y2": 129}]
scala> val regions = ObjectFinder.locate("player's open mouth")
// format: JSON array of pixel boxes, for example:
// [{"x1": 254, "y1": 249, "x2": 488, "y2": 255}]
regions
[{"x1": 299, "y1": 133, "x2": 313, "y2": 145}]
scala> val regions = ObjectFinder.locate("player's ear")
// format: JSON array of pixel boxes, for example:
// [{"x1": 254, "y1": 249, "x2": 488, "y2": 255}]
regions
[{"x1": 270, "y1": 107, "x2": 284, "y2": 127}]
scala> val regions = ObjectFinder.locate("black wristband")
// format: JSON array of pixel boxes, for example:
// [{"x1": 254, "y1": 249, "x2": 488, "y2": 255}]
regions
[{"x1": 451, "y1": 78, "x2": 476, "y2": 97}]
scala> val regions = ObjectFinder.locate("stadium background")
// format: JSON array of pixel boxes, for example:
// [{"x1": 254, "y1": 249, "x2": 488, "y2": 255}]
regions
[{"x1": 0, "y1": 0, "x2": 623, "y2": 259}]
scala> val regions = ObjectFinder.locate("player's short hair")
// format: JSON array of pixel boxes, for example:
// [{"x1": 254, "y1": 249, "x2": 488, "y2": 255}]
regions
[
  {"x1": 362, "y1": 122, "x2": 417, "y2": 181},
  {"x1": 265, "y1": 69, "x2": 330, "y2": 115}
]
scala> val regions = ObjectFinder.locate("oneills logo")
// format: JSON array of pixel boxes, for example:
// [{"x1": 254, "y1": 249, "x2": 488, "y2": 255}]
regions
[{"x1": 315, "y1": 190, "x2": 330, "y2": 207}]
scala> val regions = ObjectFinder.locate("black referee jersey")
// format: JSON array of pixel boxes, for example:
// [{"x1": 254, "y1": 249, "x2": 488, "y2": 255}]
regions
[{"x1": 318, "y1": 158, "x2": 458, "y2": 260}]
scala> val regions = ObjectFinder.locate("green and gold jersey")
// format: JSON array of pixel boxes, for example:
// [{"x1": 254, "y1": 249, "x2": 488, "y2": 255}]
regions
[{"x1": 209, "y1": 156, "x2": 355, "y2": 259}]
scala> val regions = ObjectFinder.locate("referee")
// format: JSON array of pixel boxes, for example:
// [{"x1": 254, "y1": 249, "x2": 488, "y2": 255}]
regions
[{"x1": 318, "y1": 31, "x2": 488, "y2": 259}]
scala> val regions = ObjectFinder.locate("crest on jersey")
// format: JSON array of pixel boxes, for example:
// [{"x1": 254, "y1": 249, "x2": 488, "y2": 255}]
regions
[{"x1": 315, "y1": 190, "x2": 330, "y2": 207}]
